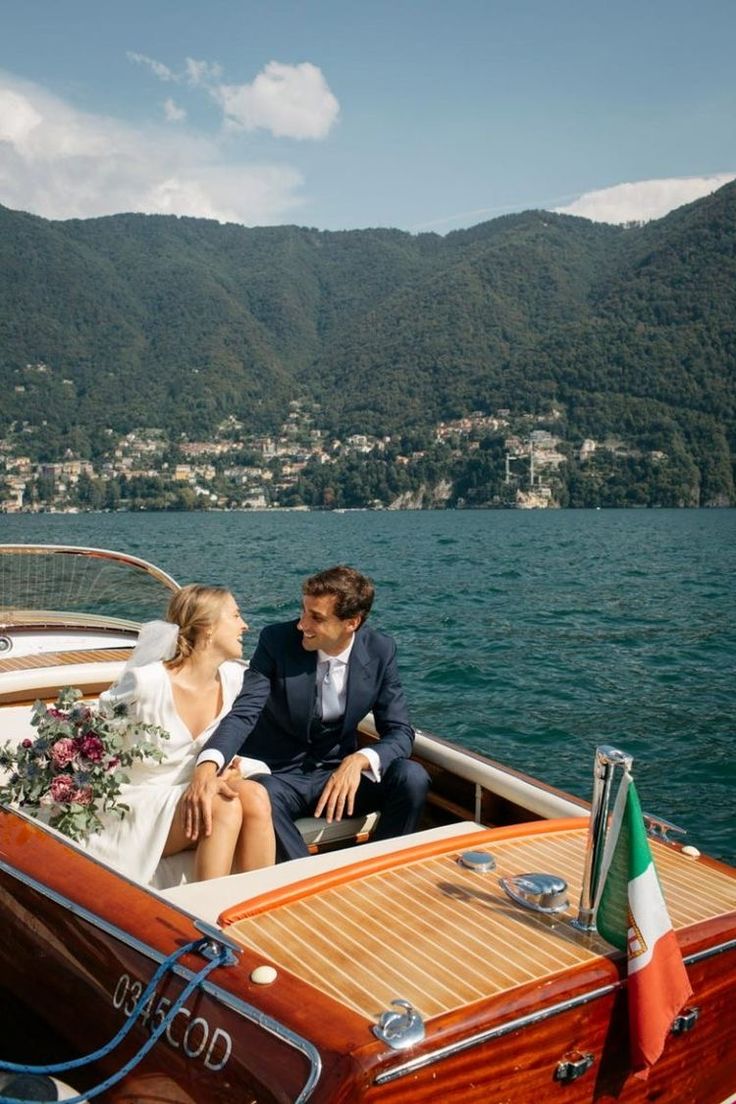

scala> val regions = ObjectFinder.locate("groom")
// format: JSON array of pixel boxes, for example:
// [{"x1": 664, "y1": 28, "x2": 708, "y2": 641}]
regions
[{"x1": 185, "y1": 565, "x2": 430, "y2": 861}]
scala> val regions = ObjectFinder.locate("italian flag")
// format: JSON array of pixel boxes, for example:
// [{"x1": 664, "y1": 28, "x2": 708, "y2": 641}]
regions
[{"x1": 595, "y1": 772, "x2": 692, "y2": 1078}]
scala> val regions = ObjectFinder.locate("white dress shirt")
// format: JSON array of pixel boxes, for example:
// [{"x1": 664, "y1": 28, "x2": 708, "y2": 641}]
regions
[
  {"x1": 198, "y1": 636, "x2": 381, "y2": 781},
  {"x1": 316, "y1": 640, "x2": 352, "y2": 720},
  {"x1": 317, "y1": 638, "x2": 380, "y2": 781}
]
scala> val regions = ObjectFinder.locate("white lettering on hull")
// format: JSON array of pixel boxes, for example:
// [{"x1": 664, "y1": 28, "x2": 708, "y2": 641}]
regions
[{"x1": 112, "y1": 972, "x2": 233, "y2": 1071}]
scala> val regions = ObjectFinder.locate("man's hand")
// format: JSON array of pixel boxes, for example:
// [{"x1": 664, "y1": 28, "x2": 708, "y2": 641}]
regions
[
  {"x1": 183, "y1": 762, "x2": 238, "y2": 840},
  {"x1": 314, "y1": 752, "x2": 370, "y2": 823},
  {"x1": 223, "y1": 756, "x2": 243, "y2": 782}
]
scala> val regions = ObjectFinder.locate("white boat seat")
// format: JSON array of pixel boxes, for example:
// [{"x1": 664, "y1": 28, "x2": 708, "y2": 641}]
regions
[
  {"x1": 0, "y1": 705, "x2": 382, "y2": 888},
  {"x1": 151, "y1": 811, "x2": 380, "y2": 888},
  {"x1": 0, "y1": 660, "x2": 129, "y2": 706},
  {"x1": 294, "y1": 811, "x2": 379, "y2": 848}
]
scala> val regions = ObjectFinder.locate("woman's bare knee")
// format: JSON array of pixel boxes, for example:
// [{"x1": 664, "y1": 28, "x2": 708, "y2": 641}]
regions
[
  {"x1": 211, "y1": 793, "x2": 243, "y2": 832},
  {"x1": 237, "y1": 780, "x2": 272, "y2": 821}
]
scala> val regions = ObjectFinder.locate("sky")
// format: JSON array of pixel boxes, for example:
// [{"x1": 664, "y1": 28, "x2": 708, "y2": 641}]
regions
[{"x1": 0, "y1": 0, "x2": 734, "y2": 234}]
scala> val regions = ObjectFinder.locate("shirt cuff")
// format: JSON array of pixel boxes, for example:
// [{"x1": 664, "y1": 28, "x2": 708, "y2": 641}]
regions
[
  {"x1": 196, "y1": 749, "x2": 225, "y2": 771},
  {"x1": 360, "y1": 746, "x2": 381, "y2": 782}
]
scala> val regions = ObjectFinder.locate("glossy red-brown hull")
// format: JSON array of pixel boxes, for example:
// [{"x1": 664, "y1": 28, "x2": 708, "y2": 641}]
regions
[
  {"x1": 350, "y1": 949, "x2": 736, "y2": 1103},
  {"x1": 1, "y1": 810, "x2": 735, "y2": 1104}
]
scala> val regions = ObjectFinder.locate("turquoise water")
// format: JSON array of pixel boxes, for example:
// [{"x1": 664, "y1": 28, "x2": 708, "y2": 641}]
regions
[{"x1": 2, "y1": 509, "x2": 734, "y2": 863}]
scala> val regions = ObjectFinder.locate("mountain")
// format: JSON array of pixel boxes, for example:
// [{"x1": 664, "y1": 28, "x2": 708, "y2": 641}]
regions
[{"x1": 0, "y1": 183, "x2": 734, "y2": 501}]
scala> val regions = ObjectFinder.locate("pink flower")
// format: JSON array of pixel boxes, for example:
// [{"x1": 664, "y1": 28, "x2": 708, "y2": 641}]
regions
[
  {"x1": 50, "y1": 738, "x2": 77, "y2": 768},
  {"x1": 5, "y1": 689, "x2": 168, "y2": 843},
  {"x1": 49, "y1": 774, "x2": 75, "y2": 803},
  {"x1": 81, "y1": 735, "x2": 104, "y2": 762},
  {"x1": 49, "y1": 741, "x2": 77, "y2": 768}
]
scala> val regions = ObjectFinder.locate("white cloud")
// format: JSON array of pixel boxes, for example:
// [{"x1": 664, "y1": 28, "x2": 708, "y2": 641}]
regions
[
  {"x1": 0, "y1": 73, "x2": 305, "y2": 225},
  {"x1": 216, "y1": 61, "x2": 340, "y2": 140},
  {"x1": 127, "y1": 52, "x2": 177, "y2": 82},
  {"x1": 553, "y1": 174, "x2": 736, "y2": 224},
  {"x1": 143, "y1": 165, "x2": 303, "y2": 223},
  {"x1": 163, "y1": 97, "x2": 186, "y2": 123},
  {"x1": 128, "y1": 53, "x2": 223, "y2": 87},
  {"x1": 126, "y1": 52, "x2": 339, "y2": 141},
  {"x1": 185, "y1": 58, "x2": 223, "y2": 87},
  {"x1": 0, "y1": 88, "x2": 42, "y2": 144}
]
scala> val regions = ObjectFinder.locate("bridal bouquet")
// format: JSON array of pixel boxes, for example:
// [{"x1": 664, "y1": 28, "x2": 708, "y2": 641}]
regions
[{"x1": 0, "y1": 686, "x2": 168, "y2": 841}]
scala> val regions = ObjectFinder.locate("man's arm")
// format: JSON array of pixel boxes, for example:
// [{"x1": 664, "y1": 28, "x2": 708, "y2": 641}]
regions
[
  {"x1": 196, "y1": 665, "x2": 272, "y2": 769},
  {"x1": 315, "y1": 634, "x2": 413, "y2": 823},
  {"x1": 184, "y1": 636, "x2": 273, "y2": 839},
  {"x1": 369, "y1": 638, "x2": 414, "y2": 768}
]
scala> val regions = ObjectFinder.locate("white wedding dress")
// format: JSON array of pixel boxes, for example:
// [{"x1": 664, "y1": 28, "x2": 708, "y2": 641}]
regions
[{"x1": 80, "y1": 659, "x2": 267, "y2": 886}]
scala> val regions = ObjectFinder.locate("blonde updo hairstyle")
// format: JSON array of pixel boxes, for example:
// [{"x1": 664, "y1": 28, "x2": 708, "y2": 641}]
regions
[{"x1": 164, "y1": 584, "x2": 232, "y2": 669}]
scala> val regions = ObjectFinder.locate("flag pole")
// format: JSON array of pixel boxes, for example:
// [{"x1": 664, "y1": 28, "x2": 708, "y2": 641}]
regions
[{"x1": 572, "y1": 744, "x2": 633, "y2": 933}]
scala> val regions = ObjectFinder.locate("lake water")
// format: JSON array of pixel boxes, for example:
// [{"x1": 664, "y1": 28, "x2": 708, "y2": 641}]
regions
[{"x1": 2, "y1": 508, "x2": 734, "y2": 863}]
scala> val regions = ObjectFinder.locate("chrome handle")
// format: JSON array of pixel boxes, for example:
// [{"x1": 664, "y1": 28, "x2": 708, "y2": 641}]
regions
[
  {"x1": 671, "y1": 1007, "x2": 700, "y2": 1034},
  {"x1": 373, "y1": 999, "x2": 426, "y2": 1050},
  {"x1": 555, "y1": 1052, "x2": 595, "y2": 1082},
  {"x1": 643, "y1": 812, "x2": 687, "y2": 843}
]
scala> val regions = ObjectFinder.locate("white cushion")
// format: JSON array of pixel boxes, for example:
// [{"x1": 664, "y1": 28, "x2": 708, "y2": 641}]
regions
[
  {"x1": 293, "y1": 811, "x2": 379, "y2": 846},
  {"x1": 150, "y1": 811, "x2": 381, "y2": 888}
]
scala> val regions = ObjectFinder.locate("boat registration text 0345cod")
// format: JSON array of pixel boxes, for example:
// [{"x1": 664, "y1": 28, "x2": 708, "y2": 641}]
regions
[{"x1": 112, "y1": 972, "x2": 233, "y2": 1070}]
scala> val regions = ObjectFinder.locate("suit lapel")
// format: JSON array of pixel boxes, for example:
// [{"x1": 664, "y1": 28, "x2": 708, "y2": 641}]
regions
[
  {"x1": 343, "y1": 626, "x2": 377, "y2": 733},
  {"x1": 283, "y1": 623, "x2": 317, "y2": 734}
]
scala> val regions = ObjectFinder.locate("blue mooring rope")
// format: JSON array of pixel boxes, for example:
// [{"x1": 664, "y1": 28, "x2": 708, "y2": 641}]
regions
[
  {"x1": 0, "y1": 938, "x2": 201, "y2": 1077},
  {"x1": 0, "y1": 937, "x2": 230, "y2": 1104}
]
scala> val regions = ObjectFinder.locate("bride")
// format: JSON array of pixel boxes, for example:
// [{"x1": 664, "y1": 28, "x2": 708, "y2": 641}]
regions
[{"x1": 82, "y1": 584, "x2": 275, "y2": 884}]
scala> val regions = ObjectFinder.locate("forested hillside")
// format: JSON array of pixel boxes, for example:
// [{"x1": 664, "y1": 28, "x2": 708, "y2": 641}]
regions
[{"x1": 1, "y1": 181, "x2": 734, "y2": 507}]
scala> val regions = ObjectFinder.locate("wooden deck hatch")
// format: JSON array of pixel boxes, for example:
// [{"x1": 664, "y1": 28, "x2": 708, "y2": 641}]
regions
[{"x1": 223, "y1": 824, "x2": 736, "y2": 1023}]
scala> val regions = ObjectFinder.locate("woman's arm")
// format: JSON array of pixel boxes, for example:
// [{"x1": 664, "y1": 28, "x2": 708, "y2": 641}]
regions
[{"x1": 99, "y1": 666, "x2": 141, "y2": 715}]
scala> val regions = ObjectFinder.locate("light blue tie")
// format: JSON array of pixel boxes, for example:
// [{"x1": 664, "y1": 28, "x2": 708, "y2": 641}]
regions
[{"x1": 321, "y1": 658, "x2": 341, "y2": 721}]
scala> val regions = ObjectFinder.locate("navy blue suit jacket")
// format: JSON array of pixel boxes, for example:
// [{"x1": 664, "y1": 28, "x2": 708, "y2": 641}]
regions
[{"x1": 202, "y1": 619, "x2": 414, "y2": 773}]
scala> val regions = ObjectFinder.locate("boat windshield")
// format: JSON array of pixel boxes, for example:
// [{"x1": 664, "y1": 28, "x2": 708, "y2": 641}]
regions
[{"x1": 0, "y1": 545, "x2": 179, "y2": 626}]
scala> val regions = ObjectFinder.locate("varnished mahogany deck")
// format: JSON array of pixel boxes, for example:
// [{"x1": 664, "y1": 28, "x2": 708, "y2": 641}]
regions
[
  {"x1": 224, "y1": 825, "x2": 736, "y2": 1023},
  {"x1": 0, "y1": 647, "x2": 131, "y2": 673},
  {"x1": 0, "y1": 647, "x2": 132, "y2": 703}
]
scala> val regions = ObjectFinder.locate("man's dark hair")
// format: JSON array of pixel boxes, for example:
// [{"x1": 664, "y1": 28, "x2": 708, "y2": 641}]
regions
[{"x1": 303, "y1": 565, "x2": 375, "y2": 624}]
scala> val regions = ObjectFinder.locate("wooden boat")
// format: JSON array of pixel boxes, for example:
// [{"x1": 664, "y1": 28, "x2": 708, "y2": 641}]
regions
[{"x1": 1, "y1": 543, "x2": 735, "y2": 1104}]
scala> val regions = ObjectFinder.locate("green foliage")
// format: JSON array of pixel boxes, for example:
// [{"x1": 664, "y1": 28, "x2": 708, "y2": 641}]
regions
[
  {"x1": 0, "y1": 686, "x2": 168, "y2": 840},
  {"x1": 1, "y1": 181, "x2": 735, "y2": 507}
]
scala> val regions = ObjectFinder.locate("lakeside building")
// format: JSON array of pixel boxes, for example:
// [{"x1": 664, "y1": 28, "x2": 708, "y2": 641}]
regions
[{"x1": 2, "y1": 402, "x2": 692, "y2": 512}]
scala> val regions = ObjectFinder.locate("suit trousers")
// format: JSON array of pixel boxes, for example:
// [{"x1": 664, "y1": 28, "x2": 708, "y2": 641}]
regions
[{"x1": 253, "y1": 758, "x2": 430, "y2": 862}]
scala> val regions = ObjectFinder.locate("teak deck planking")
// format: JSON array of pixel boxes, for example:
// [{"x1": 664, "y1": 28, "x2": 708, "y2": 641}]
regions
[{"x1": 225, "y1": 826, "x2": 736, "y2": 1023}]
